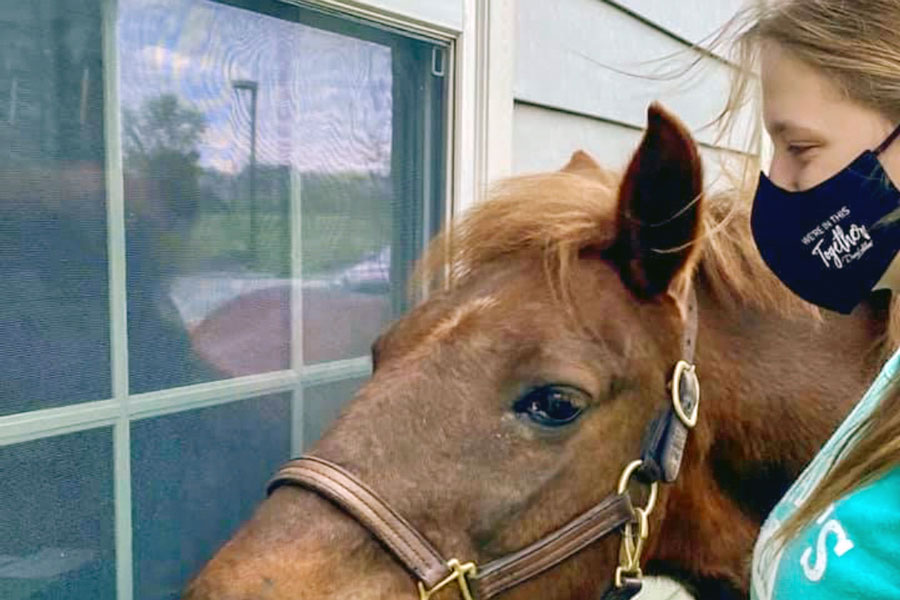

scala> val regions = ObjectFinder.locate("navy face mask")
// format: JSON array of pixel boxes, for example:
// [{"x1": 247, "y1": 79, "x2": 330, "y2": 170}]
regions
[{"x1": 751, "y1": 124, "x2": 900, "y2": 314}]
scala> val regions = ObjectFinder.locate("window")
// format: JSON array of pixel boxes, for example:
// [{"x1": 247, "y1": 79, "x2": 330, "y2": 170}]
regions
[{"x1": 0, "y1": 0, "x2": 448, "y2": 598}]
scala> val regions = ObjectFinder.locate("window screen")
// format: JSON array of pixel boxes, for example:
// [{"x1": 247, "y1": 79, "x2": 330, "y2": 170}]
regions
[
  {"x1": 120, "y1": 0, "x2": 447, "y2": 390},
  {"x1": 0, "y1": 429, "x2": 115, "y2": 599},
  {"x1": 0, "y1": 0, "x2": 110, "y2": 416},
  {"x1": 0, "y1": 0, "x2": 448, "y2": 597}
]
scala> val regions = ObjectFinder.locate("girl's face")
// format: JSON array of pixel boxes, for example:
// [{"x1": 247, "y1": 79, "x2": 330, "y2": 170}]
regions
[
  {"x1": 760, "y1": 40, "x2": 900, "y2": 191},
  {"x1": 760, "y1": 40, "x2": 900, "y2": 290}
]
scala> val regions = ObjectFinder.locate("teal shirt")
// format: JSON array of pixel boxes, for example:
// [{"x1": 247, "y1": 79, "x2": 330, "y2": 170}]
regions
[{"x1": 751, "y1": 349, "x2": 900, "y2": 600}]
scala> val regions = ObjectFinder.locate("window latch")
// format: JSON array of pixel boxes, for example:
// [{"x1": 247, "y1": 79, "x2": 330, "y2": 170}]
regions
[{"x1": 431, "y1": 46, "x2": 446, "y2": 78}]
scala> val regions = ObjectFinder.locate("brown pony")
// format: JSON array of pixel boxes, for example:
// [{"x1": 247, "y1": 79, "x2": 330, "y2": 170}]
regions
[{"x1": 184, "y1": 105, "x2": 894, "y2": 599}]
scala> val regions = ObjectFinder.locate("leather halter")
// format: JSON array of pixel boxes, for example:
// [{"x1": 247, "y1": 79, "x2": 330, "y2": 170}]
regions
[{"x1": 267, "y1": 289, "x2": 700, "y2": 599}]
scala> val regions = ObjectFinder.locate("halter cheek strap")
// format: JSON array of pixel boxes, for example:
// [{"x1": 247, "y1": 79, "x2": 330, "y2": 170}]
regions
[
  {"x1": 636, "y1": 288, "x2": 699, "y2": 484},
  {"x1": 874, "y1": 122, "x2": 900, "y2": 156}
]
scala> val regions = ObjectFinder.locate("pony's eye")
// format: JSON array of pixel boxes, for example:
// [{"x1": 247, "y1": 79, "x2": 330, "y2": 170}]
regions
[{"x1": 513, "y1": 386, "x2": 586, "y2": 427}]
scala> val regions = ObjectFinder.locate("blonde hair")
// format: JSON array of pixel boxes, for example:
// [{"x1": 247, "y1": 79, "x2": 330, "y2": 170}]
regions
[{"x1": 717, "y1": 0, "x2": 900, "y2": 542}]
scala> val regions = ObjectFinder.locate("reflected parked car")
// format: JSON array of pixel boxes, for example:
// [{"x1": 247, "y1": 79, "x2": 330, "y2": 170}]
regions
[
  {"x1": 169, "y1": 246, "x2": 394, "y2": 377},
  {"x1": 334, "y1": 246, "x2": 391, "y2": 294}
]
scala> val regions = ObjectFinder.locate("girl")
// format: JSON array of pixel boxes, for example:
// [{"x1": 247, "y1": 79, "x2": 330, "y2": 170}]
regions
[{"x1": 720, "y1": 1, "x2": 900, "y2": 598}]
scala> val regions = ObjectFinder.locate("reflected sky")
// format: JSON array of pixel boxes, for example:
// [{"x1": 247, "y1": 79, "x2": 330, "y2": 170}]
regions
[{"x1": 118, "y1": 0, "x2": 393, "y2": 175}]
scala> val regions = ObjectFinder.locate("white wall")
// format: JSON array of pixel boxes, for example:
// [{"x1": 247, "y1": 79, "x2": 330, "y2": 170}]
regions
[
  {"x1": 614, "y1": 0, "x2": 746, "y2": 47},
  {"x1": 512, "y1": 0, "x2": 753, "y2": 180}
]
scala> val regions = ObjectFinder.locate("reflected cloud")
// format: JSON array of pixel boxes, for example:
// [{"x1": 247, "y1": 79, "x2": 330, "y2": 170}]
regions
[
  {"x1": 119, "y1": 0, "x2": 392, "y2": 175},
  {"x1": 139, "y1": 44, "x2": 195, "y2": 75}
]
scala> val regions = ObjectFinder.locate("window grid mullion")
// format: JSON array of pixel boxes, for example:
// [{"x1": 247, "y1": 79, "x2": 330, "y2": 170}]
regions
[
  {"x1": 101, "y1": 0, "x2": 133, "y2": 597},
  {"x1": 290, "y1": 168, "x2": 306, "y2": 455}
]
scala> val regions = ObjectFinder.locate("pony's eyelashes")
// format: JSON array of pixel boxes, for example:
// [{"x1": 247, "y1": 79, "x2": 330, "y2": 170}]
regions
[{"x1": 512, "y1": 384, "x2": 589, "y2": 428}]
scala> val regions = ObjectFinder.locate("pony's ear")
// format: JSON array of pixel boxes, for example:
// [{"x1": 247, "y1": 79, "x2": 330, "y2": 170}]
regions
[
  {"x1": 561, "y1": 150, "x2": 618, "y2": 187},
  {"x1": 561, "y1": 150, "x2": 601, "y2": 174},
  {"x1": 611, "y1": 102, "x2": 703, "y2": 300}
]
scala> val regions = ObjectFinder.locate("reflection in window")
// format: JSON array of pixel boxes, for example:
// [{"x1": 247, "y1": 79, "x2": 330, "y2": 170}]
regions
[
  {"x1": 0, "y1": 0, "x2": 110, "y2": 415},
  {"x1": 1, "y1": 1, "x2": 447, "y2": 598},
  {"x1": 119, "y1": 0, "x2": 444, "y2": 389},
  {"x1": 0, "y1": 429, "x2": 115, "y2": 598},
  {"x1": 131, "y1": 394, "x2": 291, "y2": 599},
  {"x1": 302, "y1": 377, "x2": 367, "y2": 448}
]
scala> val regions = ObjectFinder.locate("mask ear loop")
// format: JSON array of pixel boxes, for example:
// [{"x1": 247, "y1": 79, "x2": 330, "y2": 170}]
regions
[
  {"x1": 874, "y1": 122, "x2": 900, "y2": 156},
  {"x1": 872, "y1": 122, "x2": 900, "y2": 232}
]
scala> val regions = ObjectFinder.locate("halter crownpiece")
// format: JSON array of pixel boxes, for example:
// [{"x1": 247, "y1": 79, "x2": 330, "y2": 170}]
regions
[{"x1": 267, "y1": 289, "x2": 701, "y2": 599}]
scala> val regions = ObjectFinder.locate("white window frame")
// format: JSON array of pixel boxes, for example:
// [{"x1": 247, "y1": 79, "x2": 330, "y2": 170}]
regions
[
  {"x1": 451, "y1": 0, "x2": 515, "y2": 211},
  {"x1": 0, "y1": 1, "x2": 513, "y2": 599},
  {"x1": 307, "y1": 0, "x2": 515, "y2": 211}
]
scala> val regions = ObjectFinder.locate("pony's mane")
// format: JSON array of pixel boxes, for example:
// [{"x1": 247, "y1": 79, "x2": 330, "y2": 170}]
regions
[
  {"x1": 417, "y1": 168, "x2": 900, "y2": 354},
  {"x1": 416, "y1": 171, "x2": 619, "y2": 297}
]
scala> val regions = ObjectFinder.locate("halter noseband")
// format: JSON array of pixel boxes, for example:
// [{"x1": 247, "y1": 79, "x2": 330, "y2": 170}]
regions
[{"x1": 267, "y1": 289, "x2": 700, "y2": 599}]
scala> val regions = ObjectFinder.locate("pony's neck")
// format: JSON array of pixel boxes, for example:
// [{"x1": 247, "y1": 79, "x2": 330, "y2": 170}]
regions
[{"x1": 648, "y1": 283, "x2": 885, "y2": 596}]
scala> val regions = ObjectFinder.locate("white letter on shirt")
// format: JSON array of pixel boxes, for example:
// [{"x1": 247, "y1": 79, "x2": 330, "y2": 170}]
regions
[{"x1": 799, "y1": 505, "x2": 855, "y2": 582}]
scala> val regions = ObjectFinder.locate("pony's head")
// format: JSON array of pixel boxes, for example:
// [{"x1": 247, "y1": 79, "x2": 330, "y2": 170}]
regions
[{"x1": 186, "y1": 103, "x2": 706, "y2": 599}]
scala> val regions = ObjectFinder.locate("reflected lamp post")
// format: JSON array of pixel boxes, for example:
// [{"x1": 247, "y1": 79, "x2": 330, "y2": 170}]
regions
[{"x1": 232, "y1": 79, "x2": 258, "y2": 259}]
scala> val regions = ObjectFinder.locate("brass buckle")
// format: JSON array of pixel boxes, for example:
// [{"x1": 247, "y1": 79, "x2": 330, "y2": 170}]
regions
[
  {"x1": 417, "y1": 558, "x2": 478, "y2": 600},
  {"x1": 615, "y1": 461, "x2": 658, "y2": 590},
  {"x1": 671, "y1": 360, "x2": 700, "y2": 428}
]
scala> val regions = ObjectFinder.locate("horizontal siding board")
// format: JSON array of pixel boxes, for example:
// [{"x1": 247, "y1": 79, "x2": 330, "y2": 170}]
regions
[
  {"x1": 515, "y1": 0, "x2": 756, "y2": 150},
  {"x1": 512, "y1": 102, "x2": 738, "y2": 192},
  {"x1": 613, "y1": 0, "x2": 747, "y2": 49},
  {"x1": 513, "y1": 102, "x2": 641, "y2": 175}
]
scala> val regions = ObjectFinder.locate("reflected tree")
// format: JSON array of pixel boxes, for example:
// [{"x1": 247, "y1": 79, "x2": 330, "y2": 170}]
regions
[
  {"x1": 123, "y1": 94, "x2": 206, "y2": 229},
  {"x1": 121, "y1": 93, "x2": 220, "y2": 391},
  {"x1": 124, "y1": 93, "x2": 206, "y2": 158}
]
